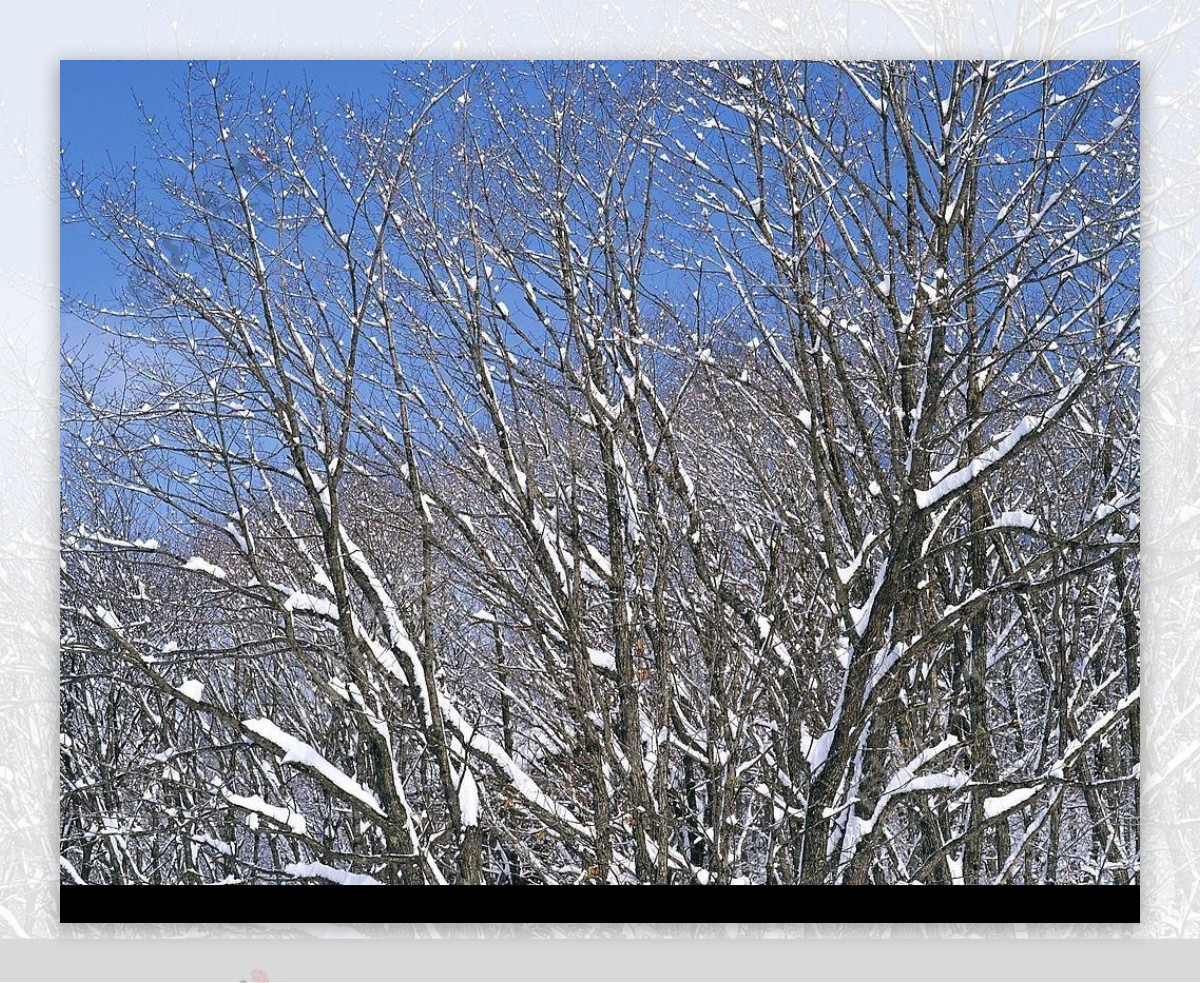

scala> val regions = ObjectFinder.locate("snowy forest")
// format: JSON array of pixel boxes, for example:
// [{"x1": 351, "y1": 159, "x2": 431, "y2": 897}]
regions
[{"x1": 60, "y1": 60, "x2": 1139, "y2": 889}]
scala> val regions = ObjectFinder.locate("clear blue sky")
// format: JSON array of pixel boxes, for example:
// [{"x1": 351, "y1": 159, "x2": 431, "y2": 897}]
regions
[
  {"x1": 59, "y1": 59, "x2": 655, "y2": 353},
  {"x1": 61, "y1": 60, "x2": 1137, "y2": 361},
  {"x1": 60, "y1": 60, "x2": 410, "y2": 347}
]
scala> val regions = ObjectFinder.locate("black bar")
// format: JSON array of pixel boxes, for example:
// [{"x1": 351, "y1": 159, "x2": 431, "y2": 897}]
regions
[{"x1": 60, "y1": 884, "x2": 1139, "y2": 924}]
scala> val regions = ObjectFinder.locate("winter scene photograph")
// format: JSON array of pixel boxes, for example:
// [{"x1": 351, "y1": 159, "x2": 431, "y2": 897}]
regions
[{"x1": 59, "y1": 60, "x2": 1139, "y2": 918}]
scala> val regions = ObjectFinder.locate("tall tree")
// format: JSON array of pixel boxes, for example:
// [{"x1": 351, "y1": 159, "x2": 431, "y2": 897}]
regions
[{"x1": 61, "y1": 60, "x2": 1139, "y2": 886}]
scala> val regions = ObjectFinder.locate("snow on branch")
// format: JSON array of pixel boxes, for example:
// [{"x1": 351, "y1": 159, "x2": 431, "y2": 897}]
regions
[
  {"x1": 242, "y1": 718, "x2": 384, "y2": 816},
  {"x1": 284, "y1": 861, "x2": 381, "y2": 886},
  {"x1": 222, "y1": 788, "x2": 308, "y2": 836},
  {"x1": 915, "y1": 370, "x2": 1085, "y2": 511}
]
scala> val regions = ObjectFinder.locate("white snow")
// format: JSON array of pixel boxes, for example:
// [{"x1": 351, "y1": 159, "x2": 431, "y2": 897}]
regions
[
  {"x1": 339, "y1": 530, "x2": 417, "y2": 659},
  {"x1": 588, "y1": 648, "x2": 617, "y2": 672},
  {"x1": 997, "y1": 510, "x2": 1039, "y2": 531},
  {"x1": 756, "y1": 614, "x2": 773, "y2": 640},
  {"x1": 941, "y1": 589, "x2": 986, "y2": 622},
  {"x1": 225, "y1": 521, "x2": 248, "y2": 551},
  {"x1": 283, "y1": 590, "x2": 340, "y2": 621},
  {"x1": 915, "y1": 418, "x2": 1034, "y2": 508},
  {"x1": 284, "y1": 861, "x2": 380, "y2": 886},
  {"x1": 458, "y1": 766, "x2": 480, "y2": 826},
  {"x1": 78, "y1": 529, "x2": 160, "y2": 551},
  {"x1": 176, "y1": 679, "x2": 205, "y2": 702},
  {"x1": 804, "y1": 687, "x2": 845, "y2": 775},
  {"x1": 837, "y1": 533, "x2": 876, "y2": 584},
  {"x1": 59, "y1": 856, "x2": 86, "y2": 886},
  {"x1": 677, "y1": 466, "x2": 696, "y2": 504},
  {"x1": 528, "y1": 507, "x2": 574, "y2": 591},
  {"x1": 221, "y1": 788, "x2": 308, "y2": 835},
  {"x1": 182, "y1": 556, "x2": 227, "y2": 580},
  {"x1": 983, "y1": 784, "x2": 1043, "y2": 820},
  {"x1": 190, "y1": 832, "x2": 232, "y2": 856},
  {"x1": 1058, "y1": 687, "x2": 1139, "y2": 770},
  {"x1": 436, "y1": 696, "x2": 588, "y2": 835},
  {"x1": 850, "y1": 561, "x2": 888, "y2": 636},
  {"x1": 915, "y1": 375, "x2": 1078, "y2": 510},
  {"x1": 242, "y1": 718, "x2": 384, "y2": 816},
  {"x1": 92, "y1": 605, "x2": 122, "y2": 630},
  {"x1": 847, "y1": 737, "x2": 963, "y2": 845},
  {"x1": 586, "y1": 544, "x2": 614, "y2": 578},
  {"x1": 1094, "y1": 493, "x2": 1136, "y2": 522}
]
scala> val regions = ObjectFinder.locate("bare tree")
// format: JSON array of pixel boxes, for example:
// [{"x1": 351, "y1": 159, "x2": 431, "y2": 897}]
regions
[{"x1": 61, "y1": 60, "x2": 1138, "y2": 887}]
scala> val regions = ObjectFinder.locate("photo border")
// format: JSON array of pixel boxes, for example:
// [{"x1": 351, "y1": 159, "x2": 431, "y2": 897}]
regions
[{"x1": 0, "y1": 0, "x2": 1194, "y2": 968}]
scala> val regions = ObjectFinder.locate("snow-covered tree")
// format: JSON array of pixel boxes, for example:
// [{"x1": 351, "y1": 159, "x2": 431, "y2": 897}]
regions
[{"x1": 61, "y1": 60, "x2": 1138, "y2": 887}]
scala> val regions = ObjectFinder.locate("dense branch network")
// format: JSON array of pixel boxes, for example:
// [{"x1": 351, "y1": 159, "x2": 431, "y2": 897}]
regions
[{"x1": 60, "y1": 60, "x2": 1139, "y2": 886}]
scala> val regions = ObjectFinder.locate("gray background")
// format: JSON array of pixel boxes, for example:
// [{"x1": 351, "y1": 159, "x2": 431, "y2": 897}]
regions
[{"x1": 1, "y1": 0, "x2": 1195, "y2": 977}]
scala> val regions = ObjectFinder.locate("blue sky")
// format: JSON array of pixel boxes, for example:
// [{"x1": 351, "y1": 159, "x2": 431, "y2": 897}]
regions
[
  {"x1": 60, "y1": 60, "x2": 407, "y2": 348},
  {"x1": 58, "y1": 59, "x2": 672, "y2": 358},
  {"x1": 61, "y1": 59, "x2": 1138, "y2": 366}
]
